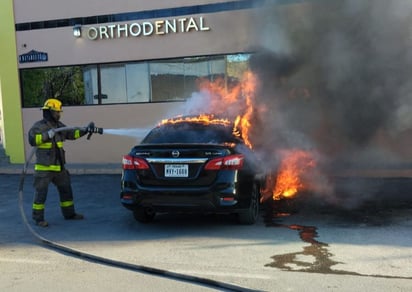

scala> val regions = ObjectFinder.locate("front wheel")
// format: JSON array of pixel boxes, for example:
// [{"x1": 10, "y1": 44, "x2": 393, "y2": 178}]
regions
[
  {"x1": 133, "y1": 207, "x2": 156, "y2": 223},
  {"x1": 238, "y1": 183, "x2": 260, "y2": 225}
]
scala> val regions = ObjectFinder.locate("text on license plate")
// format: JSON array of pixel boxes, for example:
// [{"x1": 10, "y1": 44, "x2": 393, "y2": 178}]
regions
[{"x1": 164, "y1": 164, "x2": 189, "y2": 177}]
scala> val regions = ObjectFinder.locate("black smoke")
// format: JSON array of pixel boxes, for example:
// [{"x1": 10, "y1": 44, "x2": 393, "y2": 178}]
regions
[
  {"x1": 252, "y1": 0, "x2": 412, "y2": 166},
  {"x1": 246, "y1": 0, "x2": 412, "y2": 206},
  {"x1": 176, "y1": 0, "x2": 412, "y2": 207}
]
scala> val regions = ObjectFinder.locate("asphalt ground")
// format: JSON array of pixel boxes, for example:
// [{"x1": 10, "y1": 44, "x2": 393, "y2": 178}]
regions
[{"x1": 1, "y1": 170, "x2": 412, "y2": 291}]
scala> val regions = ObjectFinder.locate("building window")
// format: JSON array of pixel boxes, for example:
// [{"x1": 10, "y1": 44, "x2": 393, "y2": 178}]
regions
[
  {"x1": 20, "y1": 66, "x2": 85, "y2": 107},
  {"x1": 20, "y1": 53, "x2": 250, "y2": 107},
  {"x1": 150, "y1": 56, "x2": 226, "y2": 102}
]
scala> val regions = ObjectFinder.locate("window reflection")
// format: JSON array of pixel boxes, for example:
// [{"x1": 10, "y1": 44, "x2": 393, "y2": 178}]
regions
[{"x1": 20, "y1": 53, "x2": 250, "y2": 107}]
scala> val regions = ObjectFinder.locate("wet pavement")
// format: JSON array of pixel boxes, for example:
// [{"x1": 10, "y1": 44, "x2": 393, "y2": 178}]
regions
[{"x1": 262, "y1": 180, "x2": 412, "y2": 280}]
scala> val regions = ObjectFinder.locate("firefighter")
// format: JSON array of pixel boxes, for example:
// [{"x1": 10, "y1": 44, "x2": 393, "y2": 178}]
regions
[{"x1": 28, "y1": 98, "x2": 95, "y2": 227}]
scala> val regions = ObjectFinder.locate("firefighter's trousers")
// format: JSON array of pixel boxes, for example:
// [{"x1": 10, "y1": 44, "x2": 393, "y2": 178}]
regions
[{"x1": 32, "y1": 169, "x2": 77, "y2": 221}]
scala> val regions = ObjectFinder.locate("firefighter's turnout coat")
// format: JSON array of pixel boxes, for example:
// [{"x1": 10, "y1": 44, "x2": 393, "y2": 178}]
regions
[{"x1": 28, "y1": 119, "x2": 86, "y2": 171}]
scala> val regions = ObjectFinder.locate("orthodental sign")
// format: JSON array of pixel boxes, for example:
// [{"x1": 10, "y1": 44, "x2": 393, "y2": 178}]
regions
[{"x1": 87, "y1": 16, "x2": 210, "y2": 40}]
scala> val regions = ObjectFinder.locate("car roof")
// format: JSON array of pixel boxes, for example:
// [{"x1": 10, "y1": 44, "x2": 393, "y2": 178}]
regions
[{"x1": 141, "y1": 116, "x2": 243, "y2": 144}]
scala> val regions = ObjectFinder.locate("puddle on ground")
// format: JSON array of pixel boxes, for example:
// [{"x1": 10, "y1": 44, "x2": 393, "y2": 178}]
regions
[
  {"x1": 264, "y1": 205, "x2": 411, "y2": 279},
  {"x1": 265, "y1": 218, "x2": 342, "y2": 274}
]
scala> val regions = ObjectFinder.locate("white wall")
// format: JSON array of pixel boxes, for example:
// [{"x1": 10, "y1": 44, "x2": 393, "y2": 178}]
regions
[
  {"x1": 13, "y1": 0, "x2": 233, "y2": 22},
  {"x1": 15, "y1": 8, "x2": 257, "y2": 68}
]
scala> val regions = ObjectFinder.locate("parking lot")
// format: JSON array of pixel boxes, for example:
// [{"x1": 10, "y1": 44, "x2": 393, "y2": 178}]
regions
[{"x1": 1, "y1": 172, "x2": 412, "y2": 291}]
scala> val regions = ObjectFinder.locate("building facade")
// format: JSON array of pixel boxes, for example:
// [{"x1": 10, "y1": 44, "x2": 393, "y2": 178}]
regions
[
  {"x1": 4, "y1": 0, "x2": 271, "y2": 164},
  {"x1": 5, "y1": 0, "x2": 411, "y2": 168}
]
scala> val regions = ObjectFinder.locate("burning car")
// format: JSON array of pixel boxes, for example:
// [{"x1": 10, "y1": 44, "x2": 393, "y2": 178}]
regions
[{"x1": 120, "y1": 114, "x2": 265, "y2": 224}]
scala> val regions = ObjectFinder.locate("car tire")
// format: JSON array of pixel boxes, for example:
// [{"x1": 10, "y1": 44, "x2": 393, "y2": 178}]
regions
[
  {"x1": 238, "y1": 183, "x2": 260, "y2": 225},
  {"x1": 133, "y1": 207, "x2": 156, "y2": 223}
]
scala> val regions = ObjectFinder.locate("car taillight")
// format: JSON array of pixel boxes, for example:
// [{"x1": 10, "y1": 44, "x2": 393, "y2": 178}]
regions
[
  {"x1": 204, "y1": 154, "x2": 244, "y2": 170},
  {"x1": 122, "y1": 155, "x2": 150, "y2": 170}
]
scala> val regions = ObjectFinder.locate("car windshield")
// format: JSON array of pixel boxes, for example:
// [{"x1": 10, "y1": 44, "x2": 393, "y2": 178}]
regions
[{"x1": 141, "y1": 122, "x2": 241, "y2": 144}]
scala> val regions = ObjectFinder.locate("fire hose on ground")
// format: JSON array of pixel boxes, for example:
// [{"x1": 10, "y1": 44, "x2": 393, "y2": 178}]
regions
[{"x1": 17, "y1": 125, "x2": 260, "y2": 292}]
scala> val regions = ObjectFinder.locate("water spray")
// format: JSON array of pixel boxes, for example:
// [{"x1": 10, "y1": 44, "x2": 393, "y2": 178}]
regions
[
  {"x1": 74, "y1": 121, "x2": 150, "y2": 141},
  {"x1": 103, "y1": 128, "x2": 150, "y2": 140}
]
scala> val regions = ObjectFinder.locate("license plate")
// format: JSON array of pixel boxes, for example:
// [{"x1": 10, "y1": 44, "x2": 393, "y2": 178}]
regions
[{"x1": 164, "y1": 164, "x2": 188, "y2": 177}]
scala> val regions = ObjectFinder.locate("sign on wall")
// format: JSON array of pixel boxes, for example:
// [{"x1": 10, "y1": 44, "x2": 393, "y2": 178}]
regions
[
  {"x1": 19, "y1": 50, "x2": 48, "y2": 63},
  {"x1": 86, "y1": 16, "x2": 210, "y2": 40}
]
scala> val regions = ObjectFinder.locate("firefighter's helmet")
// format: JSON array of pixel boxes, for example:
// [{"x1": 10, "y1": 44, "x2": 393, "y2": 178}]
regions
[{"x1": 42, "y1": 98, "x2": 63, "y2": 112}]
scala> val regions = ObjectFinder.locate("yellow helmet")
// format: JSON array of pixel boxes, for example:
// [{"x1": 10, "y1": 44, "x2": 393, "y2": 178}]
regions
[{"x1": 42, "y1": 98, "x2": 63, "y2": 112}]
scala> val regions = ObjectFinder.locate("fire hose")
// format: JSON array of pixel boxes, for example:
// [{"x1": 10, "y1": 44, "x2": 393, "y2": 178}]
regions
[{"x1": 17, "y1": 125, "x2": 260, "y2": 292}]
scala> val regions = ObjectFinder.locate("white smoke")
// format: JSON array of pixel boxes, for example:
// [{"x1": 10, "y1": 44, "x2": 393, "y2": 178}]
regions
[{"x1": 181, "y1": 90, "x2": 213, "y2": 116}]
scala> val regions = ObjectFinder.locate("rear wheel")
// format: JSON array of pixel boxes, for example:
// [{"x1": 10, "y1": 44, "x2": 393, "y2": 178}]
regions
[
  {"x1": 238, "y1": 183, "x2": 260, "y2": 225},
  {"x1": 133, "y1": 207, "x2": 156, "y2": 223}
]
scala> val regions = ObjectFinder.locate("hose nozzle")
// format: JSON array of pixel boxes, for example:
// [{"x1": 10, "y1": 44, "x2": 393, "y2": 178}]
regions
[
  {"x1": 86, "y1": 122, "x2": 103, "y2": 139},
  {"x1": 96, "y1": 127, "x2": 104, "y2": 135}
]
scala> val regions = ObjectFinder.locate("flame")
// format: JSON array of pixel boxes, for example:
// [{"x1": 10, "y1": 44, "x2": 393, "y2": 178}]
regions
[
  {"x1": 184, "y1": 71, "x2": 259, "y2": 149},
  {"x1": 159, "y1": 114, "x2": 244, "y2": 140},
  {"x1": 234, "y1": 115, "x2": 252, "y2": 148},
  {"x1": 167, "y1": 70, "x2": 318, "y2": 202},
  {"x1": 235, "y1": 71, "x2": 257, "y2": 149},
  {"x1": 159, "y1": 114, "x2": 231, "y2": 127},
  {"x1": 261, "y1": 150, "x2": 317, "y2": 201},
  {"x1": 196, "y1": 76, "x2": 241, "y2": 107}
]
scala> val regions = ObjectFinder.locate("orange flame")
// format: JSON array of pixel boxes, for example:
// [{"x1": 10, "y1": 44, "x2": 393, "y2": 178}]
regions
[
  {"x1": 159, "y1": 114, "x2": 231, "y2": 127},
  {"x1": 261, "y1": 150, "x2": 317, "y2": 201},
  {"x1": 197, "y1": 76, "x2": 241, "y2": 107},
  {"x1": 171, "y1": 71, "x2": 318, "y2": 202},
  {"x1": 191, "y1": 71, "x2": 258, "y2": 149},
  {"x1": 235, "y1": 71, "x2": 257, "y2": 149}
]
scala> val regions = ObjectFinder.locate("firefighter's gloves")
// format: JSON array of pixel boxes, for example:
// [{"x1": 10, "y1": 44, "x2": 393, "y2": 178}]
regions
[
  {"x1": 86, "y1": 122, "x2": 97, "y2": 134},
  {"x1": 86, "y1": 122, "x2": 103, "y2": 134},
  {"x1": 47, "y1": 129, "x2": 55, "y2": 139}
]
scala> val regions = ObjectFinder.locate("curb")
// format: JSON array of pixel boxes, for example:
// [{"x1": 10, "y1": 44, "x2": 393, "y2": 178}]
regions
[{"x1": 0, "y1": 164, "x2": 122, "y2": 175}]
